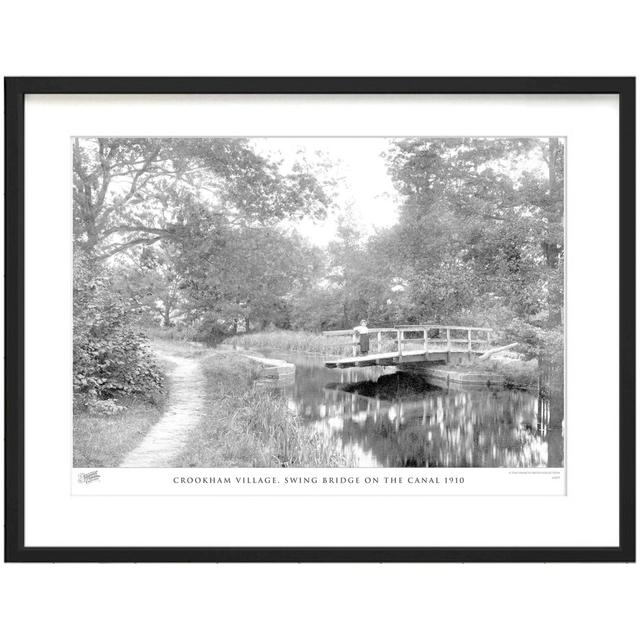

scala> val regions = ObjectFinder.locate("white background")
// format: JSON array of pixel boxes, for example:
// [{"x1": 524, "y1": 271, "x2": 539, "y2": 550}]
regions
[{"x1": 1, "y1": 1, "x2": 638, "y2": 639}]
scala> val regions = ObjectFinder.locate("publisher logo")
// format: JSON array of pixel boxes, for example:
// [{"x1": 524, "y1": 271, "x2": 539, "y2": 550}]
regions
[{"x1": 78, "y1": 470, "x2": 101, "y2": 484}]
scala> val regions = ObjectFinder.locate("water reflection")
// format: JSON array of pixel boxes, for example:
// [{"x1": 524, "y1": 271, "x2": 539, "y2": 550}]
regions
[{"x1": 261, "y1": 350, "x2": 564, "y2": 468}]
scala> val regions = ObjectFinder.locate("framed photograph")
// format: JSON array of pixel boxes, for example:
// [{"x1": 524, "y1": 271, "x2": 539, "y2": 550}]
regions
[{"x1": 5, "y1": 77, "x2": 635, "y2": 562}]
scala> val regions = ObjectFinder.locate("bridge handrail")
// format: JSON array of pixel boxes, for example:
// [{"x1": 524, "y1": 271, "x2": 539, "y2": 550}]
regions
[
  {"x1": 322, "y1": 327, "x2": 397, "y2": 336},
  {"x1": 394, "y1": 324, "x2": 493, "y2": 332},
  {"x1": 323, "y1": 325, "x2": 492, "y2": 336},
  {"x1": 321, "y1": 324, "x2": 494, "y2": 358}
]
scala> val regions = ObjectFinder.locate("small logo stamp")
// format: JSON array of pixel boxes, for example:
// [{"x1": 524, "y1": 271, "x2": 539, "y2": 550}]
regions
[{"x1": 78, "y1": 470, "x2": 101, "y2": 484}]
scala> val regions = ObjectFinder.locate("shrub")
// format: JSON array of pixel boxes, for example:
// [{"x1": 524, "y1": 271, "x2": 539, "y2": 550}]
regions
[
  {"x1": 84, "y1": 397, "x2": 126, "y2": 415},
  {"x1": 144, "y1": 323, "x2": 201, "y2": 342},
  {"x1": 73, "y1": 255, "x2": 163, "y2": 408},
  {"x1": 194, "y1": 315, "x2": 231, "y2": 345}
]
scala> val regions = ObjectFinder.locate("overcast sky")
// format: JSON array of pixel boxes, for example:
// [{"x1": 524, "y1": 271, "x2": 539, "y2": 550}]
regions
[{"x1": 251, "y1": 137, "x2": 399, "y2": 246}]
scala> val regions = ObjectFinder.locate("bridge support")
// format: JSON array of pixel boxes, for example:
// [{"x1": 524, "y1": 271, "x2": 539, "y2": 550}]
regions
[{"x1": 398, "y1": 362, "x2": 505, "y2": 389}]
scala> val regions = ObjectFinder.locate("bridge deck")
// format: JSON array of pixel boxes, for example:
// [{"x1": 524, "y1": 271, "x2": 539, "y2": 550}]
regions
[{"x1": 325, "y1": 347, "x2": 484, "y2": 369}]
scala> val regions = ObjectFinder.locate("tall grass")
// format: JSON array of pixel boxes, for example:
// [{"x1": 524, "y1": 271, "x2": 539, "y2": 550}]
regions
[
  {"x1": 171, "y1": 350, "x2": 351, "y2": 467},
  {"x1": 225, "y1": 329, "x2": 396, "y2": 357},
  {"x1": 225, "y1": 329, "x2": 348, "y2": 355},
  {"x1": 234, "y1": 389, "x2": 352, "y2": 467},
  {"x1": 74, "y1": 395, "x2": 165, "y2": 467},
  {"x1": 144, "y1": 324, "x2": 201, "y2": 342}
]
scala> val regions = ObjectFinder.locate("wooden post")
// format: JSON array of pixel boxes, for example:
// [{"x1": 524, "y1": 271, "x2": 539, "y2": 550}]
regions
[
  {"x1": 468, "y1": 329, "x2": 472, "y2": 353},
  {"x1": 377, "y1": 331, "x2": 381, "y2": 353},
  {"x1": 423, "y1": 327, "x2": 428, "y2": 352},
  {"x1": 352, "y1": 331, "x2": 357, "y2": 357},
  {"x1": 397, "y1": 329, "x2": 403, "y2": 362},
  {"x1": 446, "y1": 327, "x2": 451, "y2": 352}
]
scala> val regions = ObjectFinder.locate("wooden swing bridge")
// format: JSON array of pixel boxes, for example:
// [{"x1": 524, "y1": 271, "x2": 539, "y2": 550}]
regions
[{"x1": 323, "y1": 325, "x2": 495, "y2": 369}]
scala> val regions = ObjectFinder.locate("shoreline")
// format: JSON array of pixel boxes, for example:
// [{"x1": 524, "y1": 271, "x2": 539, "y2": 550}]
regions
[{"x1": 224, "y1": 330, "x2": 555, "y2": 394}]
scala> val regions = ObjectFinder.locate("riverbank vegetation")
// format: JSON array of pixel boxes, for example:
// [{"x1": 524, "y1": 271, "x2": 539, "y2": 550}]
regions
[
  {"x1": 226, "y1": 328, "x2": 546, "y2": 391},
  {"x1": 225, "y1": 329, "x2": 345, "y2": 355},
  {"x1": 171, "y1": 350, "x2": 351, "y2": 467},
  {"x1": 471, "y1": 356, "x2": 540, "y2": 391},
  {"x1": 225, "y1": 329, "x2": 397, "y2": 356},
  {"x1": 73, "y1": 396, "x2": 166, "y2": 467},
  {"x1": 75, "y1": 337, "x2": 351, "y2": 467}
]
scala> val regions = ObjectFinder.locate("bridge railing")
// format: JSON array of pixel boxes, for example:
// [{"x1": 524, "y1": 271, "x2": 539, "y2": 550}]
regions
[
  {"x1": 322, "y1": 328, "x2": 397, "y2": 356},
  {"x1": 322, "y1": 325, "x2": 493, "y2": 358},
  {"x1": 394, "y1": 325, "x2": 492, "y2": 361}
]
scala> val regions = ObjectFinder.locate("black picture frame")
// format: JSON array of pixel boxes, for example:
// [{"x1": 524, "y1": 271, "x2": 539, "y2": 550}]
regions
[{"x1": 4, "y1": 76, "x2": 636, "y2": 563}]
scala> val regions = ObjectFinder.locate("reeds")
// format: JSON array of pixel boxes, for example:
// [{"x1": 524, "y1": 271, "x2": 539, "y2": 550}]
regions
[
  {"x1": 234, "y1": 389, "x2": 352, "y2": 467},
  {"x1": 225, "y1": 330, "x2": 395, "y2": 357},
  {"x1": 172, "y1": 350, "x2": 352, "y2": 468}
]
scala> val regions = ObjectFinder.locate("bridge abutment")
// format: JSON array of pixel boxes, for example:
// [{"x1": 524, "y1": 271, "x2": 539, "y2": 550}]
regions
[{"x1": 397, "y1": 362, "x2": 505, "y2": 389}]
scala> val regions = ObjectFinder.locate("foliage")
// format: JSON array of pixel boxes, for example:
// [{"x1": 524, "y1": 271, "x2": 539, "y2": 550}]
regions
[
  {"x1": 84, "y1": 397, "x2": 126, "y2": 415},
  {"x1": 73, "y1": 255, "x2": 163, "y2": 407},
  {"x1": 379, "y1": 137, "x2": 564, "y2": 356},
  {"x1": 177, "y1": 226, "x2": 323, "y2": 333},
  {"x1": 144, "y1": 323, "x2": 202, "y2": 343},
  {"x1": 74, "y1": 136, "x2": 564, "y2": 394},
  {"x1": 275, "y1": 137, "x2": 564, "y2": 366},
  {"x1": 73, "y1": 137, "x2": 331, "y2": 406},
  {"x1": 73, "y1": 137, "x2": 330, "y2": 259},
  {"x1": 110, "y1": 243, "x2": 186, "y2": 327}
]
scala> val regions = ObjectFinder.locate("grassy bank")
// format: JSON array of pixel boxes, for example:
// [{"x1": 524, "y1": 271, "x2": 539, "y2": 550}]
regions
[
  {"x1": 225, "y1": 331, "x2": 550, "y2": 390},
  {"x1": 172, "y1": 349, "x2": 350, "y2": 467},
  {"x1": 74, "y1": 338, "x2": 350, "y2": 468},
  {"x1": 73, "y1": 395, "x2": 166, "y2": 467},
  {"x1": 225, "y1": 329, "x2": 347, "y2": 355}
]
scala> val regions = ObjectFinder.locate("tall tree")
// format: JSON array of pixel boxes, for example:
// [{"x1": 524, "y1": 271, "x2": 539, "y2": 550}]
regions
[
  {"x1": 73, "y1": 137, "x2": 329, "y2": 260},
  {"x1": 384, "y1": 137, "x2": 564, "y2": 357}
]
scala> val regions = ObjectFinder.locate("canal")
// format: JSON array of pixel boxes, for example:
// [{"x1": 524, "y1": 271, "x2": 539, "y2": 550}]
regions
[{"x1": 260, "y1": 349, "x2": 564, "y2": 468}]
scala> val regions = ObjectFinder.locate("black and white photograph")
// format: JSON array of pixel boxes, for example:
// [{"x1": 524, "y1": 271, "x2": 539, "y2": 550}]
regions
[{"x1": 73, "y1": 135, "x2": 565, "y2": 470}]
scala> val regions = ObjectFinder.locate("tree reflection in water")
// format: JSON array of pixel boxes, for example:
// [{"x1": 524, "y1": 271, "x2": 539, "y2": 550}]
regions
[{"x1": 262, "y1": 350, "x2": 564, "y2": 468}]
